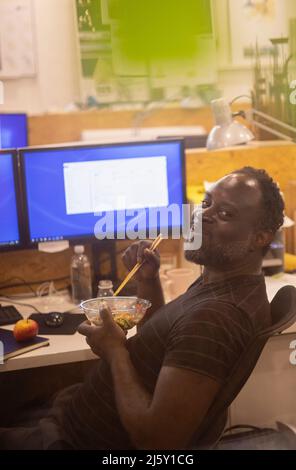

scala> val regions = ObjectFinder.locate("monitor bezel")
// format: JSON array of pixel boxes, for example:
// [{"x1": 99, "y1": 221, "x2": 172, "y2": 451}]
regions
[
  {"x1": 19, "y1": 139, "x2": 187, "y2": 247},
  {"x1": 0, "y1": 113, "x2": 28, "y2": 148},
  {"x1": 0, "y1": 149, "x2": 25, "y2": 252}
]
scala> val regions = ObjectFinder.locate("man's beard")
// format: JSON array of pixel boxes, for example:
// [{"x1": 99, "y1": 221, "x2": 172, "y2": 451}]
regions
[{"x1": 185, "y1": 237, "x2": 252, "y2": 269}]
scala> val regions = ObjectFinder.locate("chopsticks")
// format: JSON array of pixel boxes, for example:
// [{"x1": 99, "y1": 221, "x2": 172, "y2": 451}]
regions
[{"x1": 113, "y1": 234, "x2": 163, "y2": 297}]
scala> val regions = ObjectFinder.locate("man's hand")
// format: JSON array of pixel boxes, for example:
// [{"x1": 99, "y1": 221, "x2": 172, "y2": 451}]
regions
[
  {"x1": 122, "y1": 240, "x2": 160, "y2": 281},
  {"x1": 122, "y1": 240, "x2": 165, "y2": 321},
  {"x1": 78, "y1": 307, "x2": 127, "y2": 364}
]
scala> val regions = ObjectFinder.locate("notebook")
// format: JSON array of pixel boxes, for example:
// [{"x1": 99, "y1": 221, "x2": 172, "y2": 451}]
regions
[{"x1": 0, "y1": 328, "x2": 49, "y2": 362}]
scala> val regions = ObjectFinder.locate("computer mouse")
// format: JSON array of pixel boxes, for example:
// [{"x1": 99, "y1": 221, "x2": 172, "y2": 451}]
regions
[{"x1": 44, "y1": 312, "x2": 64, "y2": 327}]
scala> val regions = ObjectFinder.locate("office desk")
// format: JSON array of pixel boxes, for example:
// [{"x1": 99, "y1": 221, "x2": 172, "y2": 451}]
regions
[
  {"x1": 0, "y1": 292, "x2": 136, "y2": 373},
  {"x1": 1, "y1": 274, "x2": 296, "y2": 374}
]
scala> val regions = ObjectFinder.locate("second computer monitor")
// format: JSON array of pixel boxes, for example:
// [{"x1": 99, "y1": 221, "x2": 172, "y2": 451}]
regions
[
  {"x1": 20, "y1": 140, "x2": 186, "y2": 244},
  {"x1": 0, "y1": 150, "x2": 21, "y2": 249},
  {"x1": 0, "y1": 113, "x2": 28, "y2": 149}
]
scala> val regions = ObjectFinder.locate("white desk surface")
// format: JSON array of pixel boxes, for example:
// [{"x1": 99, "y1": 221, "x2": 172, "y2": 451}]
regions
[
  {"x1": 0, "y1": 293, "x2": 97, "y2": 373},
  {"x1": 1, "y1": 273, "x2": 296, "y2": 373}
]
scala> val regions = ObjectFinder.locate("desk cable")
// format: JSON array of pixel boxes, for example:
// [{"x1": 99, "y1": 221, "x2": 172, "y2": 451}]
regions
[{"x1": 0, "y1": 296, "x2": 42, "y2": 313}]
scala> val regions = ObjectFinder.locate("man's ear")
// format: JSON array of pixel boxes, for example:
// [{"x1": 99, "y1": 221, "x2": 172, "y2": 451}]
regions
[{"x1": 254, "y1": 230, "x2": 274, "y2": 251}]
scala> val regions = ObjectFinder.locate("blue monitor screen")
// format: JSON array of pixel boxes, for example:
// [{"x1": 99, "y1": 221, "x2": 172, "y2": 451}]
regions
[
  {"x1": 21, "y1": 140, "x2": 185, "y2": 243},
  {"x1": 0, "y1": 114, "x2": 28, "y2": 149},
  {"x1": 0, "y1": 152, "x2": 20, "y2": 247}
]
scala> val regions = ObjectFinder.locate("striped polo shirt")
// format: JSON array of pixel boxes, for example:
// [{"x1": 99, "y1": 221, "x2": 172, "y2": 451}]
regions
[{"x1": 48, "y1": 273, "x2": 270, "y2": 449}]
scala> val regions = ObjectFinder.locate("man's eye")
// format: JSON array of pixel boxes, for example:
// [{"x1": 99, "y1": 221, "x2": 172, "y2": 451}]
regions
[
  {"x1": 219, "y1": 209, "x2": 232, "y2": 219},
  {"x1": 201, "y1": 199, "x2": 210, "y2": 208}
]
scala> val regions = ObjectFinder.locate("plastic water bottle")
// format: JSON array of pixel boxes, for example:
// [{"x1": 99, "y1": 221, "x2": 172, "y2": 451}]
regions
[
  {"x1": 70, "y1": 245, "x2": 92, "y2": 304},
  {"x1": 97, "y1": 280, "x2": 114, "y2": 297}
]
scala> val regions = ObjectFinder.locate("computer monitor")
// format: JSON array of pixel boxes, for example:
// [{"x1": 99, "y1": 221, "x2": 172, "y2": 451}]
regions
[
  {"x1": 20, "y1": 140, "x2": 186, "y2": 245},
  {"x1": 0, "y1": 150, "x2": 22, "y2": 250},
  {"x1": 0, "y1": 113, "x2": 28, "y2": 149}
]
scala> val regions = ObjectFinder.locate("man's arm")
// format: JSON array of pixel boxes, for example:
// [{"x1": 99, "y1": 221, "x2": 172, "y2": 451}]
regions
[
  {"x1": 109, "y1": 350, "x2": 220, "y2": 449},
  {"x1": 137, "y1": 276, "x2": 165, "y2": 321},
  {"x1": 78, "y1": 310, "x2": 220, "y2": 450}
]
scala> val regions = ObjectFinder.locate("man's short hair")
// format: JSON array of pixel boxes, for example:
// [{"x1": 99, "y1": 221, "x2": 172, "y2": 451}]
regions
[{"x1": 232, "y1": 166, "x2": 285, "y2": 234}]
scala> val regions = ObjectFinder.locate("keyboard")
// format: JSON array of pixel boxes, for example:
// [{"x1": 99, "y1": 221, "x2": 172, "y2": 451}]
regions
[{"x1": 0, "y1": 305, "x2": 23, "y2": 326}]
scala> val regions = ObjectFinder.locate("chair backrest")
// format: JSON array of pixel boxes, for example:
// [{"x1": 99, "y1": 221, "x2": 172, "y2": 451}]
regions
[
  {"x1": 193, "y1": 285, "x2": 296, "y2": 448},
  {"x1": 268, "y1": 285, "x2": 296, "y2": 333}
]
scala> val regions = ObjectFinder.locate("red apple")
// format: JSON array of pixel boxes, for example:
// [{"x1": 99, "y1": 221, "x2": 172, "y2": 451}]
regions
[{"x1": 13, "y1": 319, "x2": 39, "y2": 342}]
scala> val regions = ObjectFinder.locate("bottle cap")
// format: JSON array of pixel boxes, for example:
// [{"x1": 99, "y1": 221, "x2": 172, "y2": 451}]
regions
[
  {"x1": 98, "y1": 280, "x2": 113, "y2": 289},
  {"x1": 74, "y1": 245, "x2": 84, "y2": 254}
]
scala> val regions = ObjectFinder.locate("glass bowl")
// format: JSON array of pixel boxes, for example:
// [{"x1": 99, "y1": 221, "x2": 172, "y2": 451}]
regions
[{"x1": 80, "y1": 296, "x2": 151, "y2": 330}]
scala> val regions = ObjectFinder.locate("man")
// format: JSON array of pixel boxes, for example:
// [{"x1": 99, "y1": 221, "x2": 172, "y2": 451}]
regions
[{"x1": 0, "y1": 167, "x2": 284, "y2": 450}]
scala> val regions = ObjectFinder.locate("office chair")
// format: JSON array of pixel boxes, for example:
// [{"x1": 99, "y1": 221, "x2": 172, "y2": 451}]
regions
[{"x1": 191, "y1": 285, "x2": 296, "y2": 449}]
